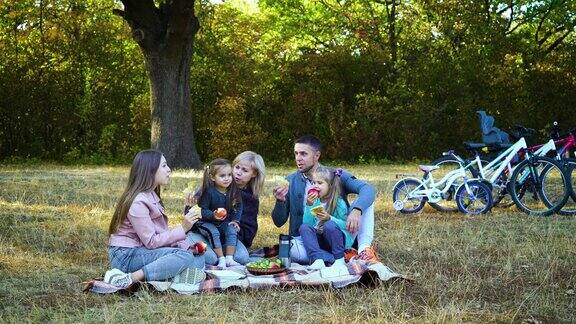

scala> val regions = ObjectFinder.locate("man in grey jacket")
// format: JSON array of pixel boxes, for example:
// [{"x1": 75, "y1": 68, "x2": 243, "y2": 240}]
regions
[{"x1": 272, "y1": 135, "x2": 379, "y2": 264}]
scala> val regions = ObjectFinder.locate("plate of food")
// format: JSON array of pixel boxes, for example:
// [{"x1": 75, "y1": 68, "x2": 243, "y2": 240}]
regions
[{"x1": 246, "y1": 257, "x2": 286, "y2": 275}]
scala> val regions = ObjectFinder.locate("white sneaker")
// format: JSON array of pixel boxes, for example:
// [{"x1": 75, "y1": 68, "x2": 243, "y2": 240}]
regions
[
  {"x1": 225, "y1": 256, "x2": 241, "y2": 267},
  {"x1": 104, "y1": 268, "x2": 133, "y2": 289},
  {"x1": 331, "y1": 257, "x2": 346, "y2": 267},
  {"x1": 307, "y1": 259, "x2": 326, "y2": 271},
  {"x1": 172, "y1": 267, "x2": 206, "y2": 286}
]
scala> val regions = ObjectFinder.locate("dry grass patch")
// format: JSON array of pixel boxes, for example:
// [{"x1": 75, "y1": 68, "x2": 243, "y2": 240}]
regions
[{"x1": 0, "y1": 164, "x2": 574, "y2": 322}]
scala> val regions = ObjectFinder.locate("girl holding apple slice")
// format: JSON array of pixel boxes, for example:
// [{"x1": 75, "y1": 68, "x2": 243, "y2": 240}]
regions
[
  {"x1": 193, "y1": 158, "x2": 243, "y2": 268},
  {"x1": 300, "y1": 166, "x2": 353, "y2": 270}
]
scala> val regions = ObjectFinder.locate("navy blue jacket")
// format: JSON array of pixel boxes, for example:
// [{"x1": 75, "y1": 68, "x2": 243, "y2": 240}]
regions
[
  {"x1": 198, "y1": 186, "x2": 242, "y2": 223},
  {"x1": 237, "y1": 187, "x2": 259, "y2": 248}
]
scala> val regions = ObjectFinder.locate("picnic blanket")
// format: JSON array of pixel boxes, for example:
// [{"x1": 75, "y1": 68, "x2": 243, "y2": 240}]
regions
[{"x1": 84, "y1": 260, "x2": 408, "y2": 295}]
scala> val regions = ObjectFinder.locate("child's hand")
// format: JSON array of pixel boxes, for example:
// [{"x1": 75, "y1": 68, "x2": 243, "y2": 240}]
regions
[
  {"x1": 306, "y1": 188, "x2": 319, "y2": 205},
  {"x1": 306, "y1": 192, "x2": 318, "y2": 206},
  {"x1": 315, "y1": 211, "x2": 330, "y2": 221},
  {"x1": 229, "y1": 221, "x2": 240, "y2": 232}
]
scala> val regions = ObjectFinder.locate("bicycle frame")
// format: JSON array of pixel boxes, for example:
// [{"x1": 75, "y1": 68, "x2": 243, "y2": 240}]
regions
[
  {"x1": 477, "y1": 138, "x2": 528, "y2": 184},
  {"x1": 531, "y1": 131, "x2": 576, "y2": 159},
  {"x1": 405, "y1": 166, "x2": 469, "y2": 202}
]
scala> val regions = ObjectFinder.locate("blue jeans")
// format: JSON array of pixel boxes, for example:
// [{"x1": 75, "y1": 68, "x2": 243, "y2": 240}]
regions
[
  {"x1": 194, "y1": 221, "x2": 238, "y2": 249},
  {"x1": 290, "y1": 203, "x2": 375, "y2": 263},
  {"x1": 299, "y1": 220, "x2": 345, "y2": 264},
  {"x1": 108, "y1": 246, "x2": 205, "y2": 281},
  {"x1": 187, "y1": 231, "x2": 249, "y2": 265}
]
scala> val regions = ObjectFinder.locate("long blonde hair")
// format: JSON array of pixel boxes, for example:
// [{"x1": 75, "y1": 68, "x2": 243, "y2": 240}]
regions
[
  {"x1": 109, "y1": 150, "x2": 163, "y2": 235},
  {"x1": 313, "y1": 165, "x2": 342, "y2": 215},
  {"x1": 199, "y1": 158, "x2": 241, "y2": 211},
  {"x1": 233, "y1": 151, "x2": 266, "y2": 197}
]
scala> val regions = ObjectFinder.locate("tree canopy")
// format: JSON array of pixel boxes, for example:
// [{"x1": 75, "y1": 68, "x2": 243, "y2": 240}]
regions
[{"x1": 1, "y1": 0, "x2": 574, "y2": 164}]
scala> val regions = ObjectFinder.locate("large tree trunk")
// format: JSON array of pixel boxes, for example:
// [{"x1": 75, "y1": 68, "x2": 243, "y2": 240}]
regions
[{"x1": 114, "y1": 0, "x2": 202, "y2": 168}]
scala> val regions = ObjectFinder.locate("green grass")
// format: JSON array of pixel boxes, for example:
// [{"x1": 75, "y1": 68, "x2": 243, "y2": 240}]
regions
[{"x1": 0, "y1": 164, "x2": 574, "y2": 322}]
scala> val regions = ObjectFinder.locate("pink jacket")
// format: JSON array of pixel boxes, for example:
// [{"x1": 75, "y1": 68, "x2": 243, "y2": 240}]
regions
[{"x1": 109, "y1": 191, "x2": 191, "y2": 251}]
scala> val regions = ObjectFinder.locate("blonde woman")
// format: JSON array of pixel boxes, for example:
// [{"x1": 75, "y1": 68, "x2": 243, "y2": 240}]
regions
[{"x1": 185, "y1": 151, "x2": 266, "y2": 264}]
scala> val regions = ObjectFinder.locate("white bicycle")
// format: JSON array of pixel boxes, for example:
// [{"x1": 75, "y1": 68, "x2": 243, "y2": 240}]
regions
[{"x1": 392, "y1": 153, "x2": 493, "y2": 215}]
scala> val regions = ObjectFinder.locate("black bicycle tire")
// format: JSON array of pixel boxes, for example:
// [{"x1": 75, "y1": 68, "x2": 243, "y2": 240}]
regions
[
  {"x1": 508, "y1": 156, "x2": 570, "y2": 216},
  {"x1": 547, "y1": 158, "x2": 576, "y2": 216}
]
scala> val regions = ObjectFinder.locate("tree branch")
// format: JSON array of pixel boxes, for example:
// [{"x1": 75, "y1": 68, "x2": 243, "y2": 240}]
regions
[{"x1": 544, "y1": 29, "x2": 572, "y2": 56}]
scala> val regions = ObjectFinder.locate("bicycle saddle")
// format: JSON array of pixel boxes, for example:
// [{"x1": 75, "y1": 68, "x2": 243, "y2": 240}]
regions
[
  {"x1": 418, "y1": 165, "x2": 440, "y2": 173},
  {"x1": 463, "y1": 141, "x2": 512, "y2": 151}
]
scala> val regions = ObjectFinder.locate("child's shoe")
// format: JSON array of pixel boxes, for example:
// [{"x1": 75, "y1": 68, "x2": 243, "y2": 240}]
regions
[
  {"x1": 307, "y1": 259, "x2": 326, "y2": 271},
  {"x1": 351, "y1": 246, "x2": 380, "y2": 264},
  {"x1": 331, "y1": 257, "x2": 346, "y2": 267}
]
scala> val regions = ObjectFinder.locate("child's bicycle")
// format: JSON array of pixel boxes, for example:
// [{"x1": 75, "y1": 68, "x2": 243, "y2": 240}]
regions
[{"x1": 392, "y1": 152, "x2": 493, "y2": 216}]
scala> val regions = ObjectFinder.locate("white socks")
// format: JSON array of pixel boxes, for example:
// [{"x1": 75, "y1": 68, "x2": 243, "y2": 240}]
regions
[
  {"x1": 307, "y1": 259, "x2": 326, "y2": 270},
  {"x1": 226, "y1": 255, "x2": 241, "y2": 267},
  {"x1": 218, "y1": 256, "x2": 240, "y2": 268},
  {"x1": 217, "y1": 256, "x2": 227, "y2": 268}
]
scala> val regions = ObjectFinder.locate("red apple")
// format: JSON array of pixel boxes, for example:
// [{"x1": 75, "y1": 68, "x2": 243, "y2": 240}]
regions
[
  {"x1": 308, "y1": 188, "x2": 319, "y2": 195},
  {"x1": 214, "y1": 208, "x2": 227, "y2": 220},
  {"x1": 194, "y1": 242, "x2": 207, "y2": 254}
]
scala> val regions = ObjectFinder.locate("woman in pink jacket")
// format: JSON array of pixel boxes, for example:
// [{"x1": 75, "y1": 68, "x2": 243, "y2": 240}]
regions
[{"x1": 104, "y1": 150, "x2": 205, "y2": 288}]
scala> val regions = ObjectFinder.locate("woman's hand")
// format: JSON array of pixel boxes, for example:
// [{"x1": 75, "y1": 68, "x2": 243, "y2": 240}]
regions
[
  {"x1": 182, "y1": 208, "x2": 201, "y2": 232},
  {"x1": 315, "y1": 210, "x2": 330, "y2": 221},
  {"x1": 229, "y1": 221, "x2": 240, "y2": 232},
  {"x1": 184, "y1": 191, "x2": 197, "y2": 206}
]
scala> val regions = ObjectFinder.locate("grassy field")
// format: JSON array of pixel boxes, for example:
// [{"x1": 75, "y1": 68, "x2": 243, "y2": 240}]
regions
[{"x1": 0, "y1": 163, "x2": 574, "y2": 322}]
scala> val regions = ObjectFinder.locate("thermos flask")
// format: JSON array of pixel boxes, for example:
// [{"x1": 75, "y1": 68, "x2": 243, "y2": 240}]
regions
[{"x1": 278, "y1": 234, "x2": 292, "y2": 268}]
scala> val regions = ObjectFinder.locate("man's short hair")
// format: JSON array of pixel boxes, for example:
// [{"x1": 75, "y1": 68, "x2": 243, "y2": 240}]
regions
[{"x1": 295, "y1": 135, "x2": 322, "y2": 152}]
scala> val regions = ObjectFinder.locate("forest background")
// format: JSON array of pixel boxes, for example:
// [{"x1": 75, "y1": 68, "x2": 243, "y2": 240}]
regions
[{"x1": 1, "y1": 0, "x2": 575, "y2": 164}]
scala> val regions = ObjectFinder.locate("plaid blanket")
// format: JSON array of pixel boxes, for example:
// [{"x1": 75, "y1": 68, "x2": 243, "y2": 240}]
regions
[{"x1": 84, "y1": 259, "x2": 408, "y2": 295}]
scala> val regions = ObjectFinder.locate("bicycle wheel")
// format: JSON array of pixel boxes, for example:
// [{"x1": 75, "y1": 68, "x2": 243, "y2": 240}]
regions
[
  {"x1": 508, "y1": 156, "x2": 570, "y2": 216},
  {"x1": 392, "y1": 178, "x2": 426, "y2": 214},
  {"x1": 455, "y1": 180, "x2": 493, "y2": 215},
  {"x1": 427, "y1": 156, "x2": 488, "y2": 212},
  {"x1": 543, "y1": 158, "x2": 576, "y2": 216}
]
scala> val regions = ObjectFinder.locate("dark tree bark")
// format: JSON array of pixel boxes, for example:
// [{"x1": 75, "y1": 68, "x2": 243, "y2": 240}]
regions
[{"x1": 114, "y1": 0, "x2": 202, "y2": 169}]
